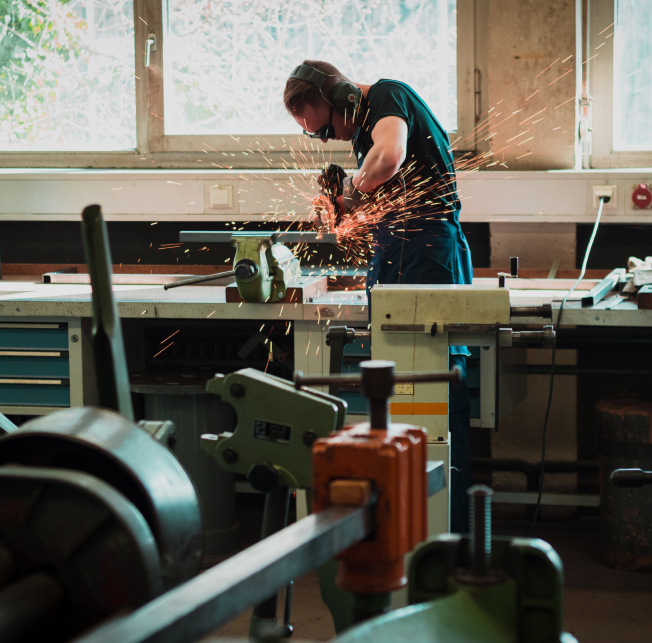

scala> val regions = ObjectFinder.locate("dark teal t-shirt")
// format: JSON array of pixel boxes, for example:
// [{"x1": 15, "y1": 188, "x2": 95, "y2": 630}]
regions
[{"x1": 352, "y1": 79, "x2": 462, "y2": 246}]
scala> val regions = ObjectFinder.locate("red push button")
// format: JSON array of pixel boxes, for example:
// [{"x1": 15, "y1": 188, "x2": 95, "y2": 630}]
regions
[{"x1": 632, "y1": 183, "x2": 652, "y2": 209}]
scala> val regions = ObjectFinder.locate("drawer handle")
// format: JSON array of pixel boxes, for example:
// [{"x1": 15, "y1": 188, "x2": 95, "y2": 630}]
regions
[
  {"x1": 0, "y1": 351, "x2": 68, "y2": 358},
  {"x1": 0, "y1": 378, "x2": 69, "y2": 386}
]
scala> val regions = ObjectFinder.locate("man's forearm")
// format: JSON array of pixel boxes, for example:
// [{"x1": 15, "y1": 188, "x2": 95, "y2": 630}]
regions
[{"x1": 352, "y1": 146, "x2": 403, "y2": 193}]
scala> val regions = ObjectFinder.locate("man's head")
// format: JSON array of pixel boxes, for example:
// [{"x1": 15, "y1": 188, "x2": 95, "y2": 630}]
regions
[{"x1": 283, "y1": 60, "x2": 361, "y2": 143}]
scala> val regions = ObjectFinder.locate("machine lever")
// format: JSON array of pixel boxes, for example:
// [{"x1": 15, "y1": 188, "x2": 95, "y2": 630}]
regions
[
  {"x1": 610, "y1": 468, "x2": 652, "y2": 488},
  {"x1": 80, "y1": 205, "x2": 134, "y2": 420},
  {"x1": 163, "y1": 270, "x2": 236, "y2": 290},
  {"x1": 296, "y1": 361, "x2": 462, "y2": 431}
]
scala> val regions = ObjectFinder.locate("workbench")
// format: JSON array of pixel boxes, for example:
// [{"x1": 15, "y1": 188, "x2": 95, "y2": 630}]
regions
[{"x1": 1, "y1": 275, "x2": 650, "y2": 419}]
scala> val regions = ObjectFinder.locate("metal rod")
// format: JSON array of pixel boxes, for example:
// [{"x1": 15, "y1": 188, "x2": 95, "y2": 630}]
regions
[
  {"x1": 179, "y1": 231, "x2": 338, "y2": 244},
  {"x1": 510, "y1": 303, "x2": 553, "y2": 319},
  {"x1": 163, "y1": 270, "x2": 236, "y2": 290},
  {"x1": 81, "y1": 204, "x2": 134, "y2": 420},
  {"x1": 468, "y1": 486, "x2": 493, "y2": 577},
  {"x1": 73, "y1": 505, "x2": 374, "y2": 643},
  {"x1": 294, "y1": 368, "x2": 462, "y2": 390},
  {"x1": 251, "y1": 487, "x2": 291, "y2": 634}
]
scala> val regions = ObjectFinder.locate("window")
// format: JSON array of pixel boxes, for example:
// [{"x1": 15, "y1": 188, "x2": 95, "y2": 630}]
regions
[
  {"x1": 0, "y1": 0, "x2": 137, "y2": 151},
  {"x1": 0, "y1": 0, "x2": 475, "y2": 166},
  {"x1": 163, "y1": 0, "x2": 458, "y2": 137},
  {"x1": 589, "y1": 0, "x2": 652, "y2": 167}
]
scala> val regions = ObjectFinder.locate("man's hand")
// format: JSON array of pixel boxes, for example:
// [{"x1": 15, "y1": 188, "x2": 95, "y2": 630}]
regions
[
  {"x1": 341, "y1": 176, "x2": 369, "y2": 214},
  {"x1": 318, "y1": 164, "x2": 347, "y2": 203}
]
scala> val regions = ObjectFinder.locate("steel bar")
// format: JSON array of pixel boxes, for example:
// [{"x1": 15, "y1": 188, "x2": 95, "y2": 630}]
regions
[
  {"x1": 294, "y1": 368, "x2": 461, "y2": 390},
  {"x1": 179, "y1": 231, "x2": 337, "y2": 244},
  {"x1": 163, "y1": 271, "x2": 236, "y2": 290},
  {"x1": 43, "y1": 273, "x2": 236, "y2": 286},
  {"x1": 581, "y1": 268, "x2": 625, "y2": 308},
  {"x1": 73, "y1": 505, "x2": 373, "y2": 643},
  {"x1": 80, "y1": 205, "x2": 134, "y2": 420}
]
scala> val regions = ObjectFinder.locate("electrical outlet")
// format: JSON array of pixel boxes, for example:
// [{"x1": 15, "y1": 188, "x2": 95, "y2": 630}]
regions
[
  {"x1": 592, "y1": 184, "x2": 618, "y2": 209},
  {"x1": 210, "y1": 184, "x2": 233, "y2": 208}
]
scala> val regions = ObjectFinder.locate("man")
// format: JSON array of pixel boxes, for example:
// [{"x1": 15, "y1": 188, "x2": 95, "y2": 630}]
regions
[{"x1": 283, "y1": 60, "x2": 473, "y2": 533}]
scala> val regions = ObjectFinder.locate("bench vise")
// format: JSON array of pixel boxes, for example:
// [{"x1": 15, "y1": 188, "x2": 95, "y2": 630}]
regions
[{"x1": 165, "y1": 231, "x2": 335, "y2": 303}]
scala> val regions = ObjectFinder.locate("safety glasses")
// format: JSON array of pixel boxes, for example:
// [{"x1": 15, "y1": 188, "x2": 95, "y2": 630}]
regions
[{"x1": 302, "y1": 104, "x2": 335, "y2": 139}]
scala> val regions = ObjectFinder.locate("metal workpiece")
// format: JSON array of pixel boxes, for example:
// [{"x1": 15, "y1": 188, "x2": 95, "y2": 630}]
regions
[
  {"x1": 0, "y1": 466, "x2": 165, "y2": 642},
  {"x1": 0, "y1": 407, "x2": 203, "y2": 589},
  {"x1": 80, "y1": 204, "x2": 134, "y2": 419},
  {"x1": 581, "y1": 268, "x2": 626, "y2": 308},
  {"x1": 72, "y1": 505, "x2": 374, "y2": 643},
  {"x1": 202, "y1": 368, "x2": 346, "y2": 490},
  {"x1": 179, "y1": 231, "x2": 338, "y2": 244},
  {"x1": 163, "y1": 269, "x2": 237, "y2": 290},
  {"x1": 610, "y1": 468, "x2": 652, "y2": 487}
]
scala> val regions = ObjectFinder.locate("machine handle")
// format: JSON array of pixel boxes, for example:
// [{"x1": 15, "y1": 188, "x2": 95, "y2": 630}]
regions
[
  {"x1": 610, "y1": 468, "x2": 652, "y2": 488},
  {"x1": 294, "y1": 366, "x2": 462, "y2": 390},
  {"x1": 163, "y1": 270, "x2": 236, "y2": 290}
]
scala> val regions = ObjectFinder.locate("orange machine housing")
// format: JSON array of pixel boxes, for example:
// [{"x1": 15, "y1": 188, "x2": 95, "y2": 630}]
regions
[{"x1": 312, "y1": 422, "x2": 428, "y2": 594}]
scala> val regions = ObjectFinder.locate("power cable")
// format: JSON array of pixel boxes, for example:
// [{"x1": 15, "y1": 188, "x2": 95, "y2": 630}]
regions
[{"x1": 528, "y1": 195, "x2": 609, "y2": 533}]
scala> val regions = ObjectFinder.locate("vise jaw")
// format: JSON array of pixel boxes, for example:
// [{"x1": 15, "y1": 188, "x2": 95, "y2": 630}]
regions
[
  {"x1": 232, "y1": 235, "x2": 302, "y2": 303},
  {"x1": 201, "y1": 368, "x2": 346, "y2": 490}
]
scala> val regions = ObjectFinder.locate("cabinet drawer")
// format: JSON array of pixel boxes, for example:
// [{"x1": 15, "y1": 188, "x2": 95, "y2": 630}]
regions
[
  {"x1": 0, "y1": 325, "x2": 68, "y2": 350},
  {"x1": 0, "y1": 382, "x2": 70, "y2": 407},
  {"x1": 0, "y1": 354, "x2": 70, "y2": 378}
]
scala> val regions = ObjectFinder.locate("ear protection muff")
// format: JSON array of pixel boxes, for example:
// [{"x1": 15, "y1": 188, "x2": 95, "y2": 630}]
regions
[{"x1": 289, "y1": 64, "x2": 363, "y2": 117}]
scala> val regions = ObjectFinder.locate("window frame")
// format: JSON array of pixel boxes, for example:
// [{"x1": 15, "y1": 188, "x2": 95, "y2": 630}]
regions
[
  {"x1": 1, "y1": 0, "x2": 477, "y2": 168},
  {"x1": 589, "y1": 0, "x2": 652, "y2": 168}
]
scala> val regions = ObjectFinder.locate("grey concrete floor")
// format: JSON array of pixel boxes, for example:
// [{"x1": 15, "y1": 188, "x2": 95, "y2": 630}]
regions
[{"x1": 200, "y1": 509, "x2": 652, "y2": 642}]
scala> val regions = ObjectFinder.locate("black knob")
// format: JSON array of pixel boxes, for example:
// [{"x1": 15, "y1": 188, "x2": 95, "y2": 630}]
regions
[
  {"x1": 230, "y1": 382, "x2": 246, "y2": 398},
  {"x1": 303, "y1": 431, "x2": 317, "y2": 447},
  {"x1": 248, "y1": 462, "x2": 280, "y2": 493},
  {"x1": 234, "y1": 260, "x2": 258, "y2": 281},
  {"x1": 222, "y1": 448, "x2": 238, "y2": 464},
  {"x1": 510, "y1": 257, "x2": 519, "y2": 277}
]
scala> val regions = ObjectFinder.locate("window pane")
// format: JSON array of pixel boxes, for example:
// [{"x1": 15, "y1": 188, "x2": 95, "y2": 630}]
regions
[
  {"x1": 0, "y1": 0, "x2": 136, "y2": 151},
  {"x1": 613, "y1": 0, "x2": 652, "y2": 151},
  {"x1": 164, "y1": 0, "x2": 457, "y2": 136}
]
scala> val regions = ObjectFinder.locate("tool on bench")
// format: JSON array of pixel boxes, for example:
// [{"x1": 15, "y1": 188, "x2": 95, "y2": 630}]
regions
[{"x1": 164, "y1": 231, "x2": 336, "y2": 303}]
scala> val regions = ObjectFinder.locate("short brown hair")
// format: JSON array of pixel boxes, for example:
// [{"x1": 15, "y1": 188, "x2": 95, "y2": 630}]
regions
[{"x1": 283, "y1": 60, "x2": 350, "y2": 114}]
